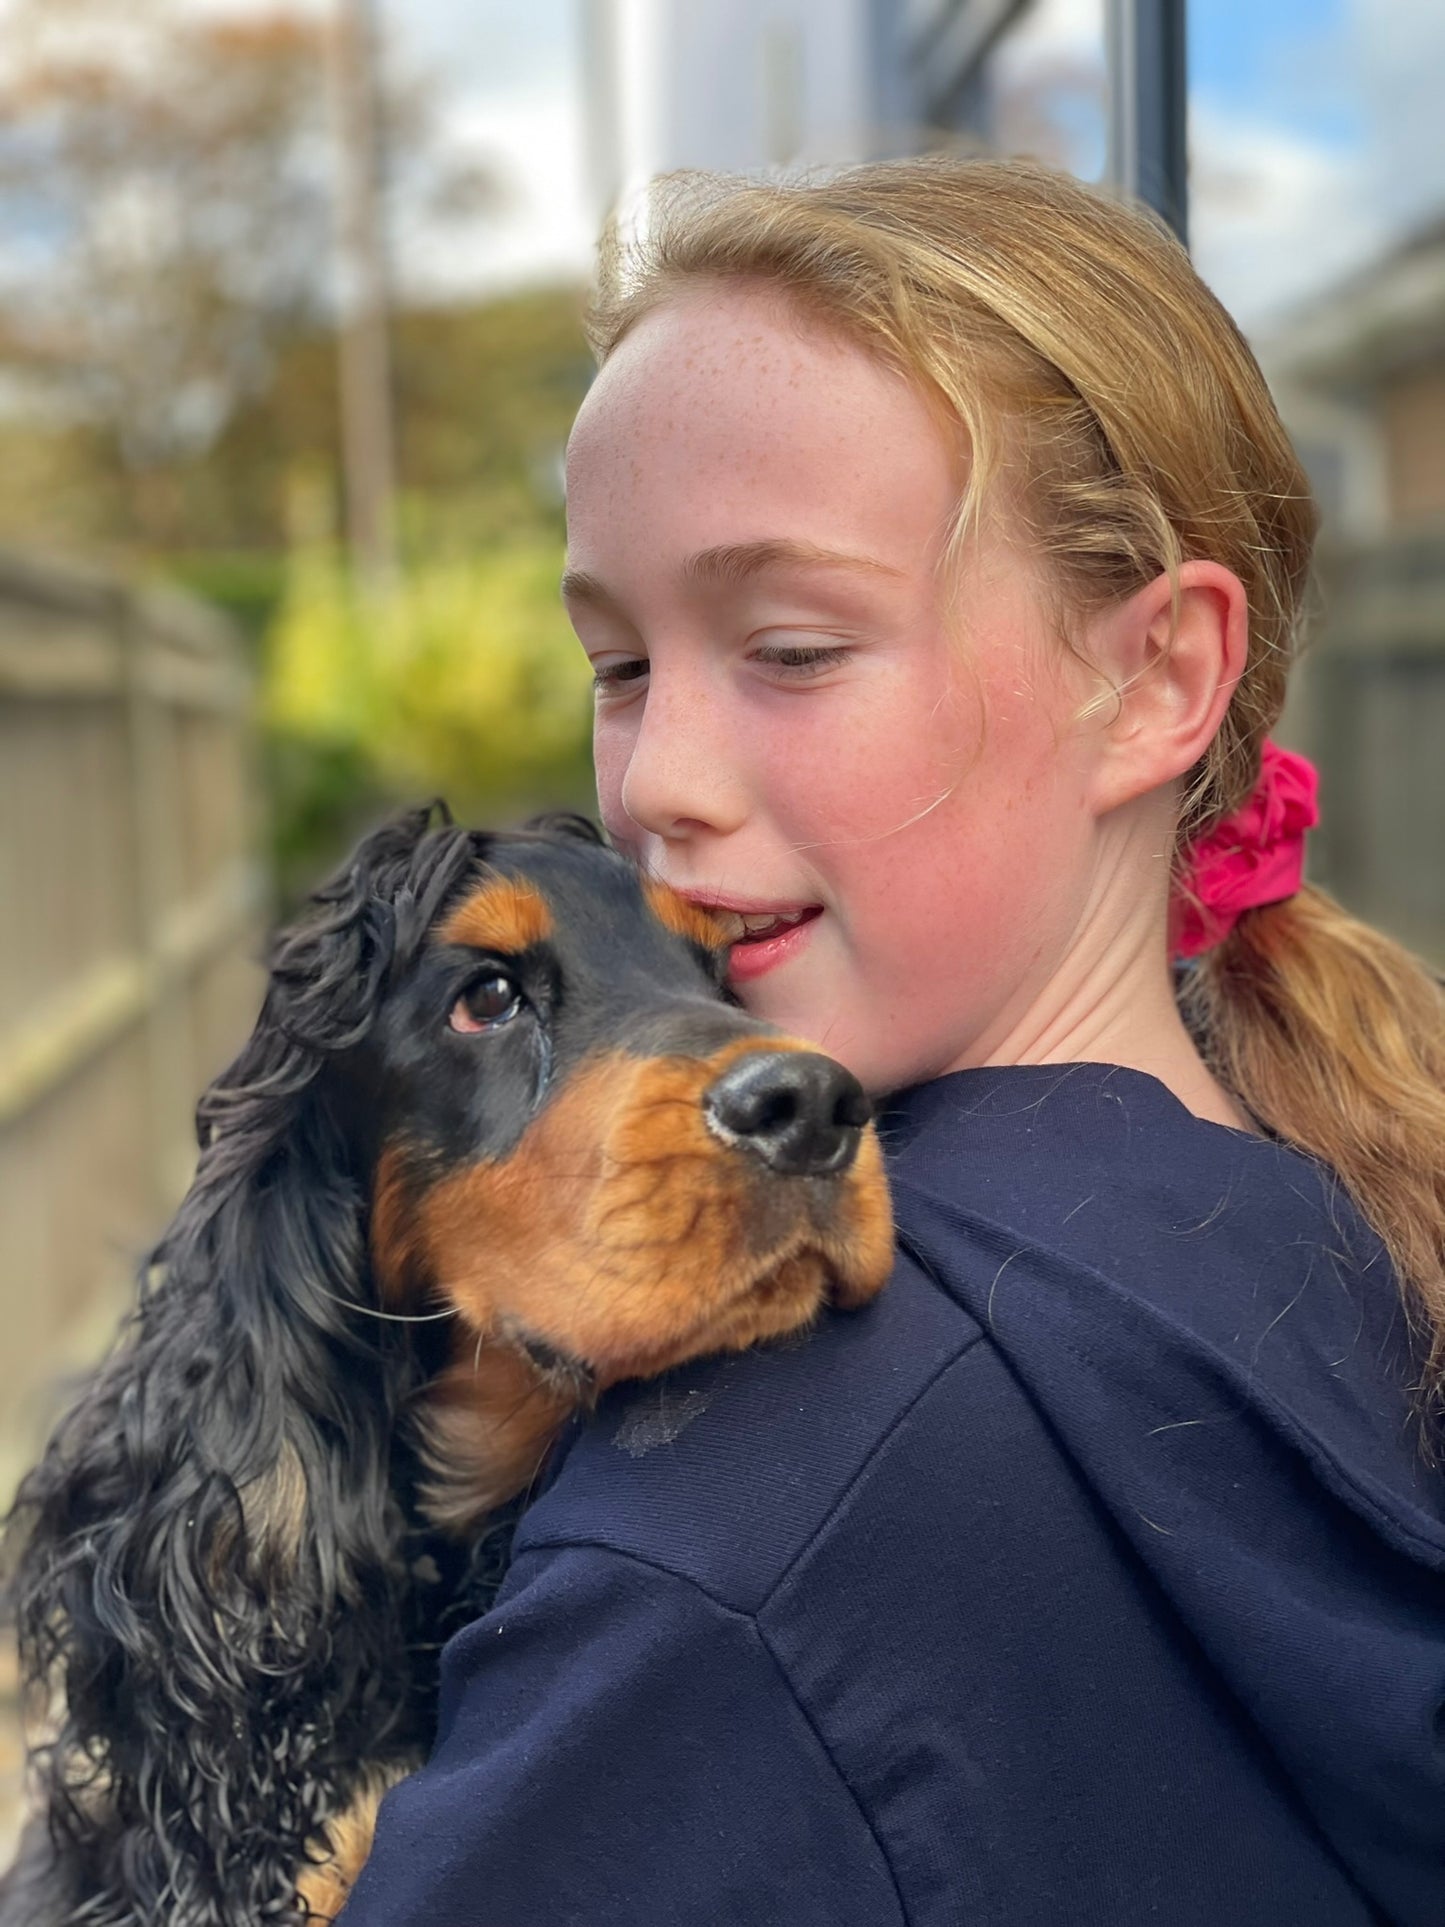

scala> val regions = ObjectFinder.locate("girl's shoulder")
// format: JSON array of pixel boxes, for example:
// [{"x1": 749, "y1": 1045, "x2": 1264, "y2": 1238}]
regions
[
  {"x1": 883, "y1": 1060, "x2": 1445, "y2": 1545},
  {"x1": 871, "y1": 1062, "x2": 1445, "y2": 1920},
  {"x1": 882, "y1": 1063, "x2": 1441, "y2": 1510},
  {"x1": 521, "y1": 1060, "x2": 1445, "y2": 1599}
]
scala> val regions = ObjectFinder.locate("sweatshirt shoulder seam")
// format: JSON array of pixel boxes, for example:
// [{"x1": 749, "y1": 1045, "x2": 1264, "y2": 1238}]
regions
[
  {"x1": 501, "y1": 1540, "x2": 911, "y2": 1922},
  {"x1": 516, "y1": 1321, "x2": 990, "y2": 1609},
  {"x1": 757, "y1": 1327, "x2": 988, "y2": 1611}
]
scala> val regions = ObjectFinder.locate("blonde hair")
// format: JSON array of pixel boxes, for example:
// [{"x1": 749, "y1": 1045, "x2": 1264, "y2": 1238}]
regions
[{"x1": 586, "y1": 157, "x2": 1445, "y2": 1408}]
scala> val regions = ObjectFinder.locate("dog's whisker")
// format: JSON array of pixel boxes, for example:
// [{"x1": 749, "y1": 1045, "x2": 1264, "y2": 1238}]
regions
[{"x1": 310, "y1": 1285, "x2": 460, "y2": 1327}]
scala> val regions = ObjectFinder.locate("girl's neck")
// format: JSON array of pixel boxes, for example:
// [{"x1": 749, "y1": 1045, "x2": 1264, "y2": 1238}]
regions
[{"x1": 970, "y1": 911, "x2": 1259, "y2": 1135}]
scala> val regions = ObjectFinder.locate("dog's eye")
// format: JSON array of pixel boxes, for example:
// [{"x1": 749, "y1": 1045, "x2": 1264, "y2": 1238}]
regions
[{"x1": 450, "y1": 973, "x2": 523, "y2": 1034}]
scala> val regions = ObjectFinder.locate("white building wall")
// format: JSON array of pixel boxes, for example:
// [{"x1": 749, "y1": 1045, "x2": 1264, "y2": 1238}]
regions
[{"x1": 588, "y1": 0, "x2": 885, "y2": 226}]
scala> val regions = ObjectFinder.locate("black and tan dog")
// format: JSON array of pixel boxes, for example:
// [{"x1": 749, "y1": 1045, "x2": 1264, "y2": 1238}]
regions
[{"x1": 1, "y1": 806, "x2": 892, "y2": 1926}]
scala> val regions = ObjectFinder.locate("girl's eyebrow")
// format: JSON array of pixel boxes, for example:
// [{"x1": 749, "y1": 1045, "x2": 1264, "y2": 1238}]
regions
[
  {"x1": 682, "y1": 539, "x2": 906, "y2": 586},
  {"x1": 560, "y1": 539, "x2": 903, "y2": 610}
]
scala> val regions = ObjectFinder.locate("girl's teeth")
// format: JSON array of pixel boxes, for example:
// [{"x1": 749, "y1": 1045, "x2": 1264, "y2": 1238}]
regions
[
  {"x1": 740, "y1": 910, "x2": 805, "y2": 938},
  {"x1": 702, "y1": 906, "x2": 816, "y2": 944}
]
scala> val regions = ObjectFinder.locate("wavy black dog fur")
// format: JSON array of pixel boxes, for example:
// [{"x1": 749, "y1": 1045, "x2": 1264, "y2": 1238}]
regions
[{"x1": 1, "y1": 806, "x2": 496, "y2": 1925}]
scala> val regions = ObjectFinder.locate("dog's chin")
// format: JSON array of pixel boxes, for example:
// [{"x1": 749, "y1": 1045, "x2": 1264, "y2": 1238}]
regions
[
  {"x1": 415, "y1": 1137, "x2": 894, "y2": 1537},
  {"x1": 586, "y1": 1240, "x2": 866, "y2": 1390}
]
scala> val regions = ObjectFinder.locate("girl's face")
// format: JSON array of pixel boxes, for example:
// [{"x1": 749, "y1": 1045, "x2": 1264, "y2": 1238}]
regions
[{"x1": 563, "y1": 284, "x2": 1110, "y2": 1096}]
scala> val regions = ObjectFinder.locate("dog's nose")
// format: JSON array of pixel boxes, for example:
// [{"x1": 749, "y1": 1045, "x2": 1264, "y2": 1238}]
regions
[{"x1": 703, "y1": 1050, "x2": 870, "y2": 1177}]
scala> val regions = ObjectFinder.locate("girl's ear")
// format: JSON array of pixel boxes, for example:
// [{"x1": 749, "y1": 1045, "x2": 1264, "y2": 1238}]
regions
[{"x1": 1081, "y1": 560, "x2": 1249, "y2": 818}]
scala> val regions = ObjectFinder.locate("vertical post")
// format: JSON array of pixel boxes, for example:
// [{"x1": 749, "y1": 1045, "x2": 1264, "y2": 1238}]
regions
[
  {"x1": 762, "y1": 25, "x2": 803, "y2": 168},
  {"x1": 1106, "y1": 0, "x2": 1189, "y2": 247},
  {"x1": 580, "y1": 0, "x2": 622, "y2": 227},
  {"x1": 330, "y1": 0, "x2": 398, "y2": 593},
  {"x1": 119, "y1": 593, "x2": 195, "y2": 1215}
]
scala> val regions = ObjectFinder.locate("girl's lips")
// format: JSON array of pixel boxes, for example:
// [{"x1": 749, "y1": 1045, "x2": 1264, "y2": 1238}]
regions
[{"x1": 724, "y1": 905, "x2": 823, "y2": 985}]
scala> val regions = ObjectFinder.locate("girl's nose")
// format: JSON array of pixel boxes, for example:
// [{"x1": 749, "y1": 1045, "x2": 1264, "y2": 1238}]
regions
[{"x1": 618, "y1": 670, "x2": 749, "y2": 843}]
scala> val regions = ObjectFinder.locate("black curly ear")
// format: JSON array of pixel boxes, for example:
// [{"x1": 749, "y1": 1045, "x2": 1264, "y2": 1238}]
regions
[
  {"x1": 522, "y1": 809, "x2": 607, "y2": 845},
  {"x1": 3, "y1": 804, "x2": 480, "y2": 1927},
  {"x1": 196, "y1": 801, "x2": 474, "y2": 1160}
]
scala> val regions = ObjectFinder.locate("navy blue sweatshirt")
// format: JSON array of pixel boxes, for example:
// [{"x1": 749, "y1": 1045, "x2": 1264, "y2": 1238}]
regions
[{"x1": 339, "y1": 1063, "x2": 1445, "y2": 1925}]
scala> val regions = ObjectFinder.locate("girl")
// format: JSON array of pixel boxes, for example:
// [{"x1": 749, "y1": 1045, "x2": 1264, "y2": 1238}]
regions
[{"x1": 340, "y1": 160, "x2": 1445, "y2": 1924}]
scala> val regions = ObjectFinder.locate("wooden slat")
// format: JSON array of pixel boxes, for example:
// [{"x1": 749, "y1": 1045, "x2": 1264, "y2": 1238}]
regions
[
  {"x1": 140, "y1": 647, "x2": 252, "y2": 713},
  {"x1": 0, "y1": 861, "x2": 266, "y2": 1129},
  {"x1": 1328, "y1": 583, "x2": 1445, "y2": 656},
  {"x1": 0, "y1": 545, "x2": 119, "y2": 623},
  {"x1": 0, "y1": 627, "x2": 124, "y2": 698},
  {"x1": 0, "y1": 954, "x2": 148, "y2": 1130},
  {"x1": 0, "y1": 635, "x2": 250, "y2": 709},
  {"x1": 154, "y1": 859, "x2": 267, "y2": 978},
  {"x1": 133, "y1": 582, "x2": 238, "y2": 659},
  {"x1": 0, "y1": 548, "x2": 265, "y2": 1613}
]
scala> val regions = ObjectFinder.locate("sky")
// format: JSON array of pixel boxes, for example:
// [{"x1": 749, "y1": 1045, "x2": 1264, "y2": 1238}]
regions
[
  {"x1": 990, "y1": 0, "x2": 1445, "y2": 334},
  {"x1": 1186, "y1": 0, "x2": 1445, "y2": 335},
  {"x1": 4, "y1": 0, "x2": 1445, "y2": 335},
  {"x1": 388, "y1": 0, "x2": 1445, "y2": 334},
  {"x1": 361, "y1": 0, "x2": 595, "y2": 293}
]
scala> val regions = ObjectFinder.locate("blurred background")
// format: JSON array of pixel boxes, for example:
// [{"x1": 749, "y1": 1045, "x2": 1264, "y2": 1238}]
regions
[{"x1": 1, "y1": 0, "x2": 1442, "y2": 1840}]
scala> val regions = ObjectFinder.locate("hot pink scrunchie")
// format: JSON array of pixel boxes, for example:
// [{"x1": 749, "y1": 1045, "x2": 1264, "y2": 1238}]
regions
[{"x1": 1170, "y1": 740, "x2": 1320, "y2": 959}]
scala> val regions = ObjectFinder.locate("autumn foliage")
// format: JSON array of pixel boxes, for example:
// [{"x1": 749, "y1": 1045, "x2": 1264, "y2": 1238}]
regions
[{"x1": 0, "y1": 0, "x2": 599, "y2": 892}]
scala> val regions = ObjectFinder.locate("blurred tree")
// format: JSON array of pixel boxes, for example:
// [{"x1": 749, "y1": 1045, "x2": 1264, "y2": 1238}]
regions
[
  {"x1": 0, "y1": 277, "x2": 594, "y2": 741},
  {"x1": 0, "y1": 0, "x2": 498, "y2": 545},
  {"x1": 180, "y1": 284, "x2": 590, "y2": 557},
  {"x1": 0, "y1": 284, "x2": 591, "y2": 578},
  {"x1": 0, "y1": 0, "x2": 599, "y2": 896},
  {"x1": 391, "y1": 290, "x2": 590, "y2": 536},
  {"x1": 0, "y1": 2, "x2": 331, "y2": 506},
  {"x1": 263, "y1": 532, "x2": 595, "y2": 906}
]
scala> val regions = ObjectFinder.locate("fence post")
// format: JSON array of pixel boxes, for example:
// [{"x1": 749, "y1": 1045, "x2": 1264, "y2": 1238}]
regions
[{"x1": 119, "y1": 587, "x2": 197, "y2": 1216}]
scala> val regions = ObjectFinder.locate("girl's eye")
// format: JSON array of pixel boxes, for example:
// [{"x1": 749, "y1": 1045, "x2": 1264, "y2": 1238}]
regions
[
  {"x1": 751, "y1": 642, "x2": 850, "y2": 680},
  {"x1": 592, "y1": 643, "x2": 848, "y2": 692},
  {"x1": 592, "y1": 658, "x2": 649, "y2": 691},
  {"x1": 450, "y1": 973, "x2": 523, "y2": 1034}
]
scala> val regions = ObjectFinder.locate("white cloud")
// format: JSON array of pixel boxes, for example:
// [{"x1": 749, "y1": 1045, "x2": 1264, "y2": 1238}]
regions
[
  {"x1": 223, "y1": 0, "x2": 596, "y2": 298},
  {"x1": 993, "y1": 0, "x2": 1104, "y2": 65},
  {"x1": 1189, "y1": 100, "x2": 1384, "y2": 336},
  {"x1": 1347, "y1": 0, "x2": 1445, "y2": 236},
  {"x1": 398, "y1": 73, "x2": 596, "y2": 299},
  {"x1": 1190, "y1": 0, "x2": 1445, "y2": 336}
]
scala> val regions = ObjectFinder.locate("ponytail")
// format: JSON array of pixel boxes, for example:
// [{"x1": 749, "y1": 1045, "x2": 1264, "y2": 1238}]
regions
[{"x1": 1180, "y1": 886, "x2": 1445, "y2": 1412}]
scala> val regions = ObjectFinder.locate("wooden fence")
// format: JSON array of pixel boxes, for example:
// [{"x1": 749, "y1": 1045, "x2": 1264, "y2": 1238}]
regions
[
  {"x1": 0, "y1": 548, "x2": 268, "y2": 1511},
  {"x1": 1289, "y1": 534, "x2": 1445, "y2": 967}
]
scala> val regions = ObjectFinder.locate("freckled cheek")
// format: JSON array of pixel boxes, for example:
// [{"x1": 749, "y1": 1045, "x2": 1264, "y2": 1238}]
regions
[
  {"x1": 758, "y1": 680, "x2": 981, "y2": 847},
  {"x1": 796, "y1": 699, "x2": 1081, "y2": 954},
  {"x1": 592, "y1": 714, "x2": 638, "y2": 844}
]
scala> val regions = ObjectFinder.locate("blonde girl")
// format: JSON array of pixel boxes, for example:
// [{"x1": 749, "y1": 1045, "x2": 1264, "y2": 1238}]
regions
[{"x1": 340, "y1": 160, "x2": 1445, "y2": 1927}]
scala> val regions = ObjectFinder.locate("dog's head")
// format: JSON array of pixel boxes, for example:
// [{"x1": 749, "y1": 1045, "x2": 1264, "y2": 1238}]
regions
[
  {"x1": 312, "y1": 807, "x2": 893, "y2": 1529},
  {"x1": 4, "y1": 803, "x2": 891, "y2": 1927},
  {"x1": 343, "y1": 814, "x2": 891, "y2": 1496}
]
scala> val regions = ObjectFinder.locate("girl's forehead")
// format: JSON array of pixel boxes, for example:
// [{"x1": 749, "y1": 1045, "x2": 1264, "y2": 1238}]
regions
[
  {"x1": 569, "y1": 285, "x2": 928, "y2": 457},
  {"x1": 565, "y1": 288, "x2": 958, "y2": 562}
]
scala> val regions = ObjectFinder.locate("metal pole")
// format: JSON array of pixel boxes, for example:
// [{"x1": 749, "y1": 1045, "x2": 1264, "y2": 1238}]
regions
[
  {"x1": 329, "y1": 0, "x2": 398, "y2": 593},
  {"x1": 1106, "y1": 0, "x2": 1189, "y2": 247}
]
